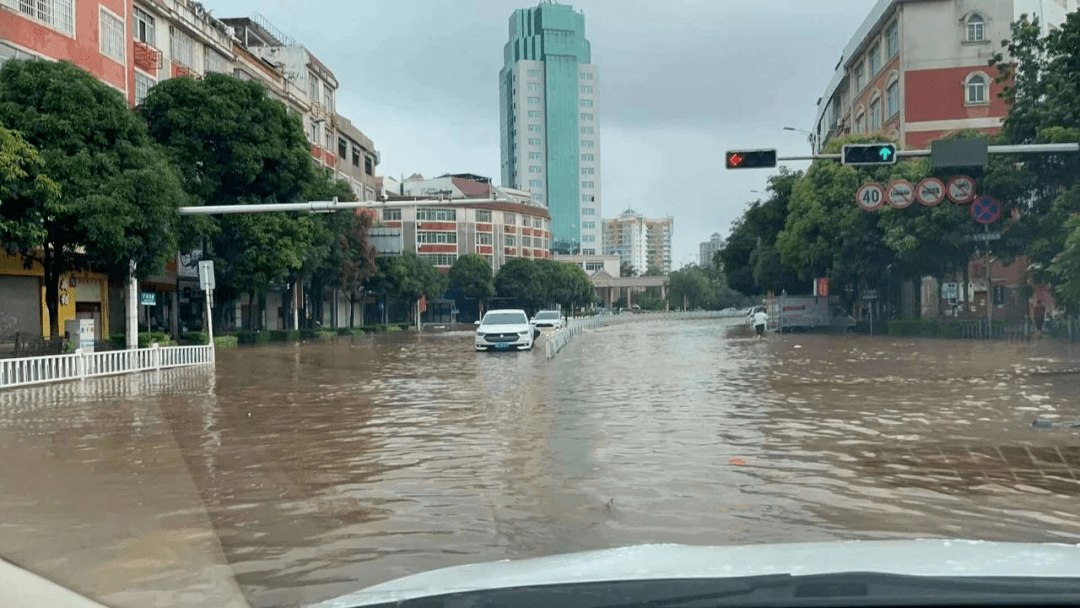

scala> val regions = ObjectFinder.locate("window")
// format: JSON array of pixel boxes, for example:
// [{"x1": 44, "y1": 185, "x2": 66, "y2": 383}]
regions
[
  {"x1": 581, "y1": 140, "x2": 594, "y2": 148},
  {"x1": 580, "y1": 113, "x2": 594, "y2": 121},
  {"x1": 528, "y1": 137, "x2": 542, "y2": 146},
  {"x1": 476, "y1": 210, "x2": 492, "y2": 223},
  {"x1": 310, "y1": 122, "x2": 318, "y2": 143},
  {"x1": 581, "y1": 99, "x2": 593, "y2": 107},
  {"x1": 581, "y1": 167, "x2": 594, "y2": 175},
  {"x1": 581, "y1": 249, "x2": 595, "y2": 256},
  {"x1": 133, "y1": 7, "x2": 155, "y2": 46},
  {"x1": 885, "y1": 21, "x2": 899, "y2": 57},
  {"x1": 205, "y1": 48, "x2": 231, "y2": 74},
  {"x1": 527, "y1": 110, "x2": 541, "y2": 118},
  {"x1": 527, "y1": 83, "x2": 541, "y2": 91},
  {"x1": 528, "y1": 124, "x2": 542, "y2": 132},
  {"x1": 582, "y1": 221, "x2": 595, "y2": 229},
  {"x1": 504, "y1": 212, "x2": 516, "y2": 224},
  {"x1": 522, "y1": 237, "x2": 532, "y2": 247},
  {"x1": 478, "y1": 233, "x2": 493, "y2": 245},
  {"x1": 533, "y1": 217, "x2": 543, "y2": 228},
  {"x1": 528, "y1": 179, "x2": 542, "y2": 187},
  {"x1": 855, "y1": 112, "x2": 866, "y2": 134},
  {"x1": 966, "y1": 74, "x2": 987, "y2": 104},
  {"x1": 581, "y1": 126, "x2": 594, "y2": 134},
  {"x1": 581, "y1": 85, "x2": 593, "y2": 94},
  {"x1": 529, "y1": 166, "x2": 542, "y2": 173},
  {"x1": 100, "y1": 9, "x2": 125, "y2": 62},
  {"x1": 868, "y1": 42, "x2": 881, "y2": 75},
  {"x1": 325, "y1": 131, "x2": 331, "y2": 151},
  {"x1": 135, "y1": 72, "x2": 155, "y2": 105},
  {"x1": 338, "y1": 138, "x2": 347, "y2": 159},
  {"x1": 528, "y1": 152, "x2": 541, "y2": 160},
  {"x1": 417, "y1": 231, "x2": 458, "y2": 244},
  {"x1": 528, "y1": 96, "x2": 541, "y2": 104},
  {"x1": 581, "y1": 181, "x2": 595, "y2": 188},
  {"x1": 582, "y1": 207, "x2": 596, "y2": 216},
  {"x1": 854, "y1": 63, "x2": 864, "y2": 92},
  {"x1": 352, "y1": 147, "x2": 360, "y2": 167},
  {"x1": 580, "y1": 72, "x2": 593, "y2": 80},
  {"x1": 870, "y1": 97, "x2": 881, "y2": 130},
  {"x1": 582, "y1": 195, "x2": 595, "y2": 203},
  {"x1": 324, "y1": 85, "x2": 334, "y2": 113},
  {"x1": 582, "y1": 153, "x2": 594, "y2": 161},
  {"x1": 10, "y1": 0, "x2": 73, "y2": 35},
  {"x1": 417, "y1": 208, "x2": 457, "y2": 221},
  {"x1": 365, "y1": 155, "x2": 374, "y2": 176},
  {"x1": 527, "y1": 68, "x2": 541, "y2": 77},
  {"x1": 886, "y1": 80, "x2": 899, "y2": 117},
  {"x1": 171, "y1": 26, "x2": 195, "y2": 68},
  {"x1": 522, "y1": 215, "x2": 530, "y2": 226},
  {"x1": 505, "y1": 235, "x2": 516, "y2": 247},
  {"x1": 967, "y1": 14, "x2": 985, "y2": 42},
  {"x1": 383, "y1": 209, "x2": 401, "y2": 221},
  {"x1": 585, "y1": 262, "x2": 604, "y2": 271},
  {"x1": 420, "y1": 254, "x2": 457, "y2": 267},
  {"x1": 583, "y1": 235, "x2": 596, "y2": 242},
  {"x1": 309, "y1": 73, "x2": 318, "y2": 102}
]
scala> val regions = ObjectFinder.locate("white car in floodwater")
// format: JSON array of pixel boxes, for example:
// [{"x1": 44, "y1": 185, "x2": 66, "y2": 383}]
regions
[
  {"x1": 474, "y1": 309, "x2": 537, "y2": 351},
  {"x1": 530, "y1": 310, "x2": 565, "y2": 329}
]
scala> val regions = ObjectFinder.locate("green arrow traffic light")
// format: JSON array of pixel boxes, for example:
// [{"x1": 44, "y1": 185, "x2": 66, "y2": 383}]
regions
[{"x1": 842, "y1": 143, "x2": 897, "y2": 166}]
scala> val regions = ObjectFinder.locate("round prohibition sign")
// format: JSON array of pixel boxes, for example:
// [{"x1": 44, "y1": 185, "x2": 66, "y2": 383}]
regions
[
  {"x1": 856, "y1": 182, "x2": 885, "y2": 211},
  {"x1": 886, "y1": 179, "x2": 916, "y2": 209},
  {"x1": 946, "y1": 175, "x2": 976, "y2": 204},
  {"x1": 971, "y1": 195, "x2": 1001, "y2": 224},
  {"x1": 916, "y1": 177, "x2": 946, "y2": 207}
]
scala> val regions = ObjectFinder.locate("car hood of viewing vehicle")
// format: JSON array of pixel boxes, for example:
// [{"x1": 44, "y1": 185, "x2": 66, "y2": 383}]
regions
[
  {"x1": 309, "y1": 540, "x2": 1080, "y2": 607},
  {"x1": 477, "y1": 323, "x2": 528, "y2": 333}
]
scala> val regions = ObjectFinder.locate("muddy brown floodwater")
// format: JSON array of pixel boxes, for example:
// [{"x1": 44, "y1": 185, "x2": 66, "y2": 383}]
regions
[{"x1": 3, "y1": 319, "x2": 1080, "y2": 607}]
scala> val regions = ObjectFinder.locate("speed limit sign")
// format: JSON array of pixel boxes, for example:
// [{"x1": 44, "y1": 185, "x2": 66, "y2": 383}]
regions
[{"x1": 856, "y1": 182, "x2": 886, "y2": 211}]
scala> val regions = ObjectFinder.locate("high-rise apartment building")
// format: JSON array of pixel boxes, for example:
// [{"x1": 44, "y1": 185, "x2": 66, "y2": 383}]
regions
[
  {"x1": 602, "y1": 210, "x2": 674, "y2": 275},
  {"x1": 499, "y1": 1, "x2": 601, "y2": 255},
  {"x1": 699, "y1": 232, "x2": 723, "y2": 267}
]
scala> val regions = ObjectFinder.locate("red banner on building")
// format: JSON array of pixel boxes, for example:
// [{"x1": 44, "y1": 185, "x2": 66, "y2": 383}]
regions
[{"x1": 815, "y1": 278, "x2": 829, "y2": 297}]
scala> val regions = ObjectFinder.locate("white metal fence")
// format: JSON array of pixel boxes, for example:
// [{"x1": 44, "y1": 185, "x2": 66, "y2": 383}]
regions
[
  {"x1": 545, "y1": 310, "x2": 736, "y2": 359},
  {"x1": 1, "y1": 344, "x2": 214, "y2": 390}
]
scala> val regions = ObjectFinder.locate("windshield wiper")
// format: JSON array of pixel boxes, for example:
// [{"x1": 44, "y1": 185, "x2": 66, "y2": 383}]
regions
[{"x1": 353, "y1": 572, "x2": 1080, "y2": 608}]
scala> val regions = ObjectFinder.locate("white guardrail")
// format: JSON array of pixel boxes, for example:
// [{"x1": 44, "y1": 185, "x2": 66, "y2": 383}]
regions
[
  {"x1": 0, "y1": 344, "x2": 214, "y2": 390},
  {"x1": 544, "y1": 310, "x2": 739, "y2": 359}
]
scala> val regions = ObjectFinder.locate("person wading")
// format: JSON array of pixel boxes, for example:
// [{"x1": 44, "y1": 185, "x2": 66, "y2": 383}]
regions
[{"x1": 753, "y1": 307, "x2": 768, "y2": 340}]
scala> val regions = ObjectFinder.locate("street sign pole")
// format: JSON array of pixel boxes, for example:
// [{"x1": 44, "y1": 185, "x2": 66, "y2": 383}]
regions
[{"x1": 985, "y1": 223, "x2": 992, "y2": 332}]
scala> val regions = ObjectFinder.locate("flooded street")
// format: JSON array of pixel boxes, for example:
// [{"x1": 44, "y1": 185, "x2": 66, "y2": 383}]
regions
[{"x1": 4, "y1": 318, "x2": 1080, "y2": 607}]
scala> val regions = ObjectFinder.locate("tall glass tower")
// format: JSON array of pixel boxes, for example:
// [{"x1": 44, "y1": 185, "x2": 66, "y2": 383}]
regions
[{"x1": 499, "y1": 2, "x2": 601, "y2": 254}]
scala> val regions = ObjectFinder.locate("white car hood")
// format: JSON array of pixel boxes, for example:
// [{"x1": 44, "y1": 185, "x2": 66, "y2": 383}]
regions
[
  {"x1": 477, "y1": 323, "x2": 529, "y2": 333},
  {"x1": 309, "y1": 540, "x2": 1080, "y2": 607}
]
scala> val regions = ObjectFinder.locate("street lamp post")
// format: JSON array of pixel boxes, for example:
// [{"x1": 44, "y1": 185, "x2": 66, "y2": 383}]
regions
[{"x1": 784, "y1": 126, "x2": 817, "y2": 155}]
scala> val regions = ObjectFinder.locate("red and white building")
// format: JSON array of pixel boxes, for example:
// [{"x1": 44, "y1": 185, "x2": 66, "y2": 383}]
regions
[{"x1": 814, "y1": 0, "x2": 1078, "y2": 151}]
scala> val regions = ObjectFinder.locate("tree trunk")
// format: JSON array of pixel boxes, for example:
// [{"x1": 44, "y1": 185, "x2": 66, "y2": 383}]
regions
[{"x1": 43, "y1": 240, "x2": 60, "y2": 340}]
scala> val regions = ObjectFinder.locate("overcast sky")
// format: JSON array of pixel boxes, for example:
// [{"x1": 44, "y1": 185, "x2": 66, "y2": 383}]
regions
[{"x1": 209, "y1": 0, "x2": 871, "y2": 268}]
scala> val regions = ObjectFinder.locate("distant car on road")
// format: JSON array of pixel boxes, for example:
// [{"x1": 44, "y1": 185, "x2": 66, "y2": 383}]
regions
[
  {"x1": 475, "y1": 309, "x2": 536, "y2": 351},
  {"x1": 530, "y1": 310, "x2": 565, "y2": 329}
]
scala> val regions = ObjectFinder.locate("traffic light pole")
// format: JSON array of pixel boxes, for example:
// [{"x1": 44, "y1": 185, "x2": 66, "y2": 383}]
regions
[{"x1": 777, "y1": 142, "x2": 1080, "y2": 162}]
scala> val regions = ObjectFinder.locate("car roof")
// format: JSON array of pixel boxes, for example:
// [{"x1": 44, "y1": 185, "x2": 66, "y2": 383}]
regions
[
  {"x1": 535, "y1": 310, "x2": 560, "y2": 314},
  {"x1": 485, "y1": 309, "x2": 527, "y2": 315}
]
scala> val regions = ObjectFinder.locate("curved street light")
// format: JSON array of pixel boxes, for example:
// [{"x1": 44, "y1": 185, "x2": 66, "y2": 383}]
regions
[{"x1": 784, "y1": 126, "x2": 817, "y2": 155}]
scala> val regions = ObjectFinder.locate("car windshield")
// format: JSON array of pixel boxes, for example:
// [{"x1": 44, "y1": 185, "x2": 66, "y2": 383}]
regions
[
  {"x1": 483, "y1": 313, "x2": 527, "y2": 325},
  {"x1": 6, "y1": 1, "x2": 1080, "y2": 608}
]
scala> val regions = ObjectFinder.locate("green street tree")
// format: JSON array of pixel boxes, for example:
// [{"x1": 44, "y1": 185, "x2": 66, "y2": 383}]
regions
[
  {"x1": 0, "y1": 60, "x2": 187, "y2": 338},
  {"x1": 377, "y1": 253, "x2": 447, "y2": 325},
  {"x1": 0, "y1": 126, "x2": 56, "y2": 253},
  {"x1": 448, "y1": 253, "x2": 495, "y2": 315},
  {"x1": 495, "y1": 257, "x2": 544, "y2": 309},
  {"x1": 668, "y1": 265, "x2": 710, "y2": 309}
]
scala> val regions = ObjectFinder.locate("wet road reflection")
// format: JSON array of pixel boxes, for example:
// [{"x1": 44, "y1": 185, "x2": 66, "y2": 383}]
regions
[{"x1": 4, "y1": 320, "x2": 1080, "y2": 607}]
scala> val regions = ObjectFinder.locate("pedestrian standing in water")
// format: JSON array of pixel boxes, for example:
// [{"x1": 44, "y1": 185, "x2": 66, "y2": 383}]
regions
[
  {"x1": 1033, "y1": 300, "x2": 1046, "y2": 335},
  {"x1": 753, "y1": 307, "x2": 768, "y2": 340}
]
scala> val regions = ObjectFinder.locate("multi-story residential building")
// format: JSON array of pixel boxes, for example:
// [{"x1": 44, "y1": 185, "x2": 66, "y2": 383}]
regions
[
  {"x1": 602, "y1": 210, "x2": 648, "y2": 275},
  {"x1": 646, "y1": 217, "x2": 674, "y2": 274},
  {"x1": 499, "y1": 1, "x2": 601, "y2": 255},
  {"x1": 372, "y1": 198, "x2": 553, "y2": 275},
  {"x1": 602, "y1": 210, "x2": 675, "y2": 275},
  {"x1": 222, "y1": 14, "x2": 342, "y2": 173},
  {"x1": 699, "y1": 232, "x2": 724, "y2": 268},
  {"x1": 334, "y1": 115, "x2": 378, "y2": 202},
  {"x1": 813, "y1": 0, "x2": 1078, "y2": 151}
]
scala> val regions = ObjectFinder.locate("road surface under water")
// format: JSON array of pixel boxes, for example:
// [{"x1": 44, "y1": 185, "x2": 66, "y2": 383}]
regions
[{"x1": 3, "y1": 318, "x2": 1080, "y2": 607}]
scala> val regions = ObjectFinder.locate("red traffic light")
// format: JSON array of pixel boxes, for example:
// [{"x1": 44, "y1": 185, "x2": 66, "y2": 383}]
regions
[{"x1": 726, "y1": 149, "x2": 777, "y2": 169}]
